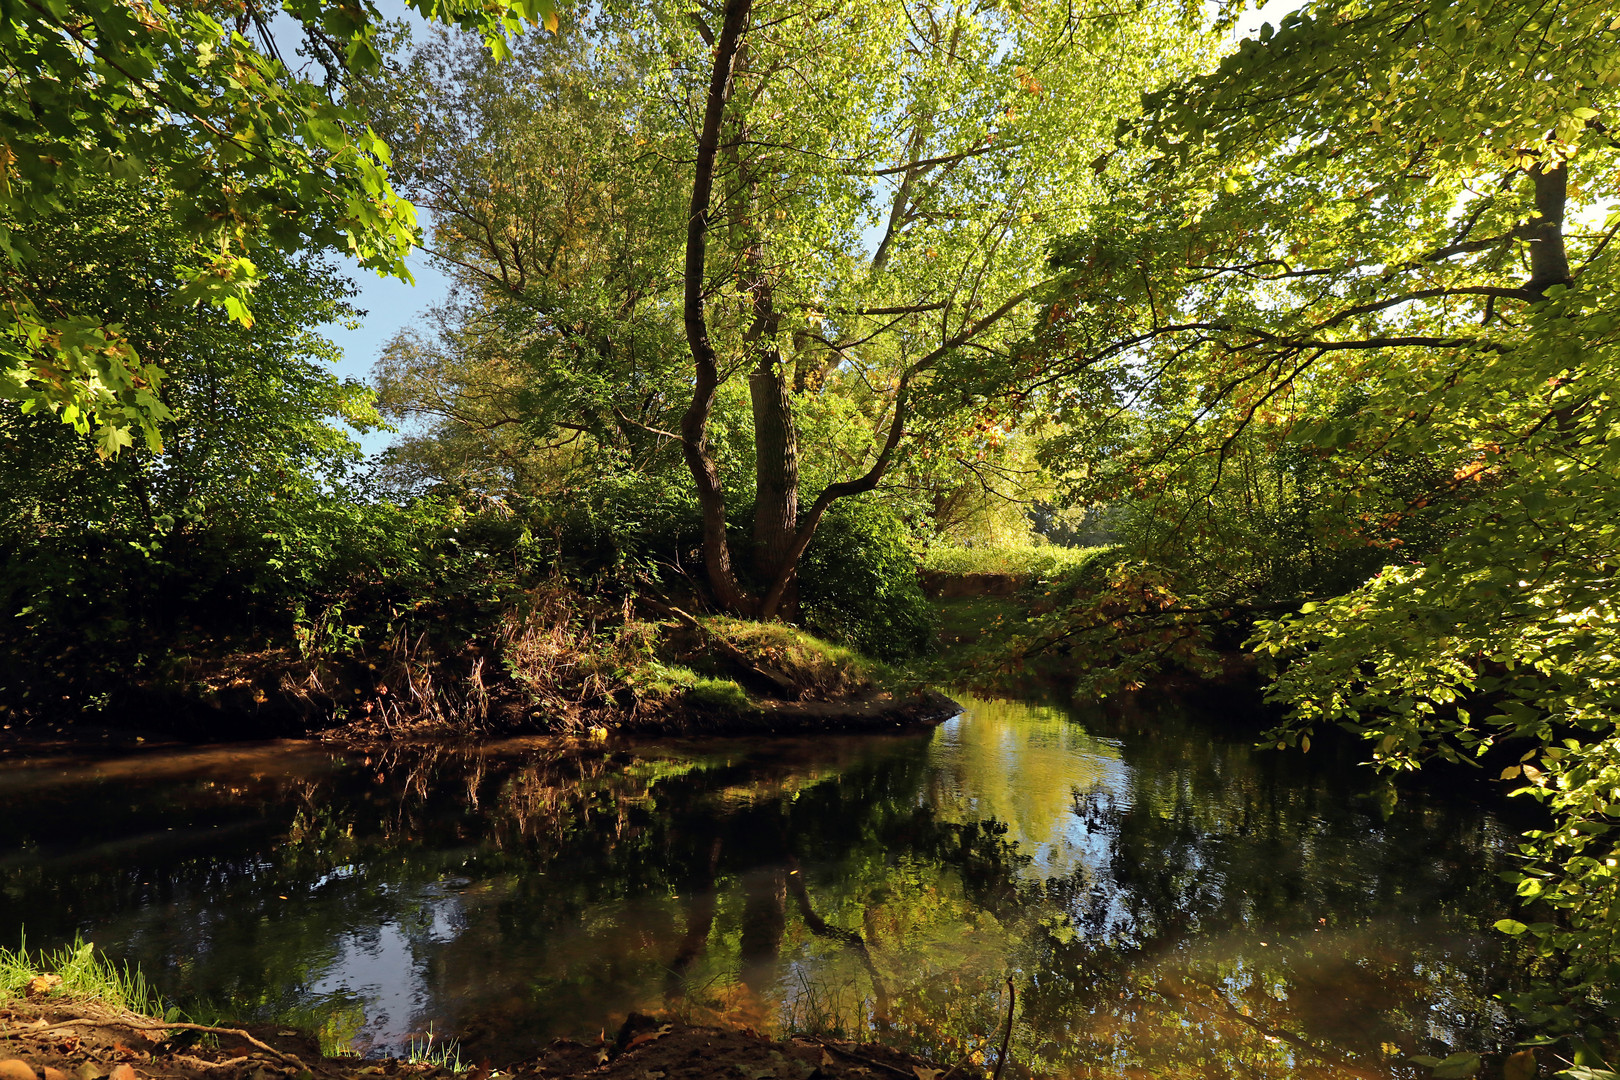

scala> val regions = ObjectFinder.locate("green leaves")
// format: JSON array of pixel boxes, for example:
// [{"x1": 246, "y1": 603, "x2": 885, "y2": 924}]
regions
[
  {"x1": 1029, "y1": 0, "x2": 1620, "y2": 1039},
  {"x1": 0, "y1": 0, "x2": 547, "y2": 452}
]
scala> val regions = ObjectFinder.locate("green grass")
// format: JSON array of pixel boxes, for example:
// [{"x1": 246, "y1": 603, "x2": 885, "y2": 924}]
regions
[
  {"x1": 683, "y1": 675, "x2": 758, "y2": 713},
  {"x1": 407, "y1": 1024, "x2": 469, "y2": 1073},
  {"x1": 920, "y1": 544, "x2": 1111, "y2": 580},
  {"x1": 702, "y1": 617, "x2": 880, "y2": 695},
  {"x1": 628, "y1": 660, "x2": 758, "y2": 713},
  {"x1": 0, "y1": 934, "x2": 166, "y2": 1018}
]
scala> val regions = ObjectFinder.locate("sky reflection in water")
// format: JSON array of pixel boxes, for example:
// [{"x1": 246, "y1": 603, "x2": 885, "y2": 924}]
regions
[{"x1": 0, "y1": 694, "x2": 1525, "y2": 1077}]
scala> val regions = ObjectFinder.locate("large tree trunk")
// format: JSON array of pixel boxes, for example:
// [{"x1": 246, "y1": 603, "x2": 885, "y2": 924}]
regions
[
  {"x1": 679, "y1": 0, "x2": 754, "y2": 614},
  {"x1": 749, "y1": 354, "x2": 799, "y2": 585},
  {"x1": 1526, "y1": 159, "x2": 1572, "y2": 300}
]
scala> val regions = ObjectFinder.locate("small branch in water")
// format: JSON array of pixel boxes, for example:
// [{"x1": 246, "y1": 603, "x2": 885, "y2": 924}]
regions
[{"x1": 992, "y1": 976, "x2": 1015, "y2": 1080}]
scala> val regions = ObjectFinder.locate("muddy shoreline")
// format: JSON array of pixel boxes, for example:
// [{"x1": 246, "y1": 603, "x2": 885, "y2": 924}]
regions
[{"x1": 0, "y1": 999, "x2": 983, "y2": 1080}]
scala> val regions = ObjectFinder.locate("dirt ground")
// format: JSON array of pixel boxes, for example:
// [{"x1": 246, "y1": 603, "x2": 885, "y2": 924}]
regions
[{"x1": 0, "y1": 1000, "x2": 978, "y2": 1080}]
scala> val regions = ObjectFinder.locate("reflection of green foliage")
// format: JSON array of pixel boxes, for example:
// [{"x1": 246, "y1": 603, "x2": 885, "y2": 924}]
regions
[
  {"x1": 0, "y1": 697, "x2": 1526, "y2": 1072},
  {"x1": 270, "y1": 997, "x2": 368, "y2": 1059}
]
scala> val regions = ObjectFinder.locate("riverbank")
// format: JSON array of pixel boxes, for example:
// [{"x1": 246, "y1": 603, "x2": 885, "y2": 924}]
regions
[
  {"x1": 0, "y1": 998, "x2": 979, "y2": 1080},
  {"x1": 0, "y1": 590, "x2": 958, "y2": 748}
]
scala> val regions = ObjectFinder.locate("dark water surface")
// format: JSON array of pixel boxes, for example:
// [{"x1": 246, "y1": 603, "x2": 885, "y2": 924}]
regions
[{"x1": 0, "y1": 695, "x2": 1526, "y2": 1077}]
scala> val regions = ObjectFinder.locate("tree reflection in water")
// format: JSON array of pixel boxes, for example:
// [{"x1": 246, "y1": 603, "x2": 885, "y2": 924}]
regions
[{"x1": 0, "y1": 695, "x2": 1525, "y2": 1076}]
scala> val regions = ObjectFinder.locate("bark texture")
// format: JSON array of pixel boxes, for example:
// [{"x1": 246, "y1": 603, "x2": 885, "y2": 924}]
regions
[{"x1": 1527, "y1": 160, "x2": 1572, "y2": 299}]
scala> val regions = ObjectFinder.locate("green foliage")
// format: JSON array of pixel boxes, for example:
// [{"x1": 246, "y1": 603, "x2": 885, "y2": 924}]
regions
[
  {"x1": 1024, "y1": 0, "x2": 1620, "y2": 1042},
  {"x1": 798, "y1": 500, "x2": 934, "y2": 661},
  {"x1": 541, "y1": 473, "x2": 703, "y2": 581},
  {"x1": 920, "y1": 544, "x2": 1109, "y2": 581},
  {"x1": 365, "y1": 23, "x2": 692, "y2": 499},
  {"x1": 361, "y1": 0, "x2": 1215, "y2": 613},
  {"x1": 0, "y1": 0, "x2": 552, "y2": 451},
  {"x1": 0, "y1": 179, "x2": 399, "y2": 716}
]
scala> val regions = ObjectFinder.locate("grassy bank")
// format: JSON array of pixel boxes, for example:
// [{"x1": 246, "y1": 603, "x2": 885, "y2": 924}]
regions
[
  {"x1": 1, "y1": 522, "x2": 1120, "y2": 744},
  {"x1": 0, "y1": 938, "x2": 164, "y2": 1020}
]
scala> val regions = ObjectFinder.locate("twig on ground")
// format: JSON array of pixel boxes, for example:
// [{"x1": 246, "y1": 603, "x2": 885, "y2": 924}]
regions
[
  {"x1": 810, "y1": 1038, "x2": 914, "y2": 1078},
  {"x1": 175, "y1": 1054, "x2": 251, "y2": 1071},
  {"x1": 31, "y1": 1019, "x2": 310, "y2": 1072}
]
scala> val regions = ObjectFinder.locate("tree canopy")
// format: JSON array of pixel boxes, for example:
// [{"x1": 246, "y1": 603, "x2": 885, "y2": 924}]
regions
[{"x1": 368, "y1": 0, "x2": 1210, "y2": 614}]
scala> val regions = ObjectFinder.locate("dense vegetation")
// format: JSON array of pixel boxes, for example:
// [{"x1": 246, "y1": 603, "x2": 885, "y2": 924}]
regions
[{"x1": 3, "y1": 0, "x2": 1618, "y2": 1070}]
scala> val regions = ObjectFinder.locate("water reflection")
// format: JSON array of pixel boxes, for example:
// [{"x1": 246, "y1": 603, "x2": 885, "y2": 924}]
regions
[{"x1": 0, "y1": 696, "x2": 1525, "y2": 1077}]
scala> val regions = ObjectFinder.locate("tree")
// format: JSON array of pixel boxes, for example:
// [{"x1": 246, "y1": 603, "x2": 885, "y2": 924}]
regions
[
  {"x1": 1028, "y1": 0, "x2": 1620, "y2": 1035},
  {"x1": 671, "y1": 0, "x2": 1206, "y2": 616},
  {"x1": 371, "y1": 0, "x2": 1207, "y2": 615},
  {"x1": 0, "y1": 0, "x2": 552, "y2": 454},
  {"x1": 366, "y1": 23, "x2": 695, "y2": 498},
  {"x1": 0, "y1": 175, "x2": 380, "y2": 658}
]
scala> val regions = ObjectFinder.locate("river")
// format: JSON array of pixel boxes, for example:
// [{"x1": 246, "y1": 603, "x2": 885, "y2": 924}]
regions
[{"x1": 0, "y1": 693, "x2": 1526, "y2": 1078}]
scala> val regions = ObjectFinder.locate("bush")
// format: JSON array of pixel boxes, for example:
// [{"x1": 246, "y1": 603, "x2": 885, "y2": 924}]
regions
[
  {"x1": 539, "y1": 472, "x2": 703, "y2": 581},
  {"x1": 798, "y1": 499, "x2": 935, "y2": 661}
]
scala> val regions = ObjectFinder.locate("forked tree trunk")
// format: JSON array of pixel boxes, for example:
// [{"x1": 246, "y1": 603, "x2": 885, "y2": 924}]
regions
[
  {"x1": 679, "y1": 0, "x2": 755, "y2": 614},
  {"x1": 680, "y1": 0, "x2": 804, "y2": 616},
  {"x1": 678, "y1": 0, "x2": 1042, "y2": 619}
]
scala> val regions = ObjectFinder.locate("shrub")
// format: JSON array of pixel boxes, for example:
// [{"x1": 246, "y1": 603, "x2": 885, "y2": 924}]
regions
[{"x1": 798, "y1": 499, "x2": 935, "y2": 661}]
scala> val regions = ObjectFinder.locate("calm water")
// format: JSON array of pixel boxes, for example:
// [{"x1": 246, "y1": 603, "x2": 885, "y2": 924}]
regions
[{"x1": 0, "y1": 695, "x2": 1526, "y2": 1077}]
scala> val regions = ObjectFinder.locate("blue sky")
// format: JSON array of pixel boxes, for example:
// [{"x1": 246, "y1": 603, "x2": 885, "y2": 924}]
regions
[{"x1": 326, "y1": 246, "x2": 451, "y2": 384}]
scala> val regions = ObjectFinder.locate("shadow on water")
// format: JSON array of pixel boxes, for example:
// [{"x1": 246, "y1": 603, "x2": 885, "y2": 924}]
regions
[{"x1": 0, "y1": 693, "x2": 1529, "y2": 1077}]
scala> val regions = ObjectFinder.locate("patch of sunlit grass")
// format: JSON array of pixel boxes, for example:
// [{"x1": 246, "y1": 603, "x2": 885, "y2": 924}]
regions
[
  {"x1": 920, "y1": 544, "x2": 1111, "y2": 580},
  {"x1": 407, "y1": 1024, "x2": 469, "y2": 1073},
  {"x1": 0, "y1": 933, "x2": 166, "y2": 1018}
]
